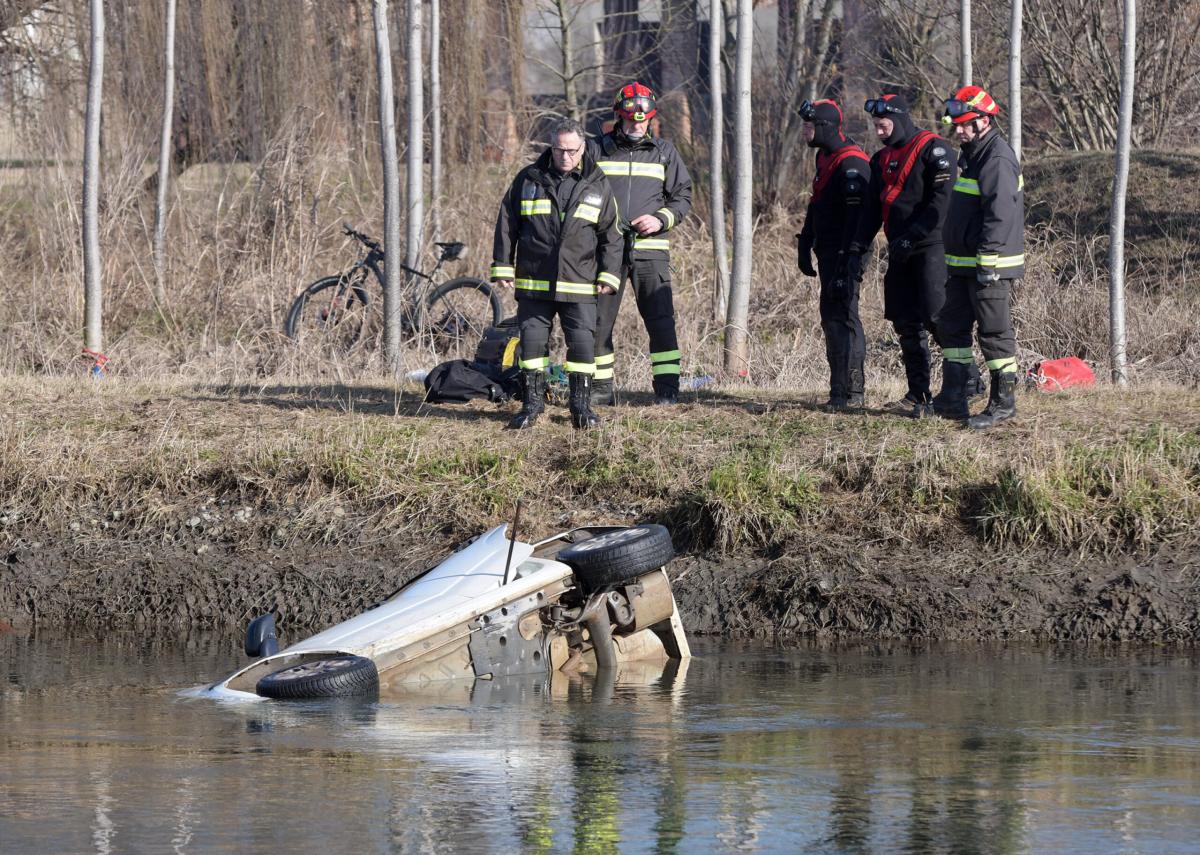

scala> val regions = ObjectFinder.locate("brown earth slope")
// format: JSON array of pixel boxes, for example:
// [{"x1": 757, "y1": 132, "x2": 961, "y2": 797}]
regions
[{"x1": 2, "y1": 378, "x2": 1197, "y2": 643}]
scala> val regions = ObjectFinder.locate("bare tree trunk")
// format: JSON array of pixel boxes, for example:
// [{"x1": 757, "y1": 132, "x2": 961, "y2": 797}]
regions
[
  {"x1": 723, "y1": 0, "x2": 752, "y2": 376},
  {"x1": 405, "y1": 0, "x2": 425, "y2": 278},
  {"x1": 373, "y1": 0, "x2": 402, "y2": 371},
  {"x1": 1109, "y1": 0, "x2": 1135, "y2": 386},
  {"x1": 153, "y1": 0, "x2": 177, "y2": 311},
  {"x1": 83, "y1": 0, "x2": 105, "y2": 364},
  {"x1": 556, "y1": 0, "x2": 580, "y2": 120},
  {"x1": 1009, "y1": 0, "x2": 1023, "y2": 160},
  {"x1": 430, "y1": 0, "x2": 442, "y2": 243},
  {"x1": 805, "y1": 0, "x2": 838, "y2": 101},
  {"x1": 709, "y1": 0, "x2": 729, "y2": 322},
  {"x1": 960, "y1": 0, "x2": 973, "y2": 85}
]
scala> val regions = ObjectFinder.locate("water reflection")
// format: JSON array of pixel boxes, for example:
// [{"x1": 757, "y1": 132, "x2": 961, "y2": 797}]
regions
[{"x1": 3, "y1": 632, "x2": 1200, "y2": 853}]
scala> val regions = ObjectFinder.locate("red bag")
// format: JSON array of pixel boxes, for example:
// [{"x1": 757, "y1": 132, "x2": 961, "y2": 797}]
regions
[{"x1": 1027, "y1": 356, "x2": 1096, "y2": 391}]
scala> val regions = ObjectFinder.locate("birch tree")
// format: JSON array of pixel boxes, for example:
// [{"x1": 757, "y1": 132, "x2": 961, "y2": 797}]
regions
[
  {"x1": 405, "y1": 0, "x2": 425, "y2": 278},
  {"x1": 430, "y1": 0, "x2": 442, "y2": 243},
  {"x1": 373, "y1": 0, "x2": 402, "y2": 369},
  {"x1": 1108, "y1": 0, "x2": 1135, "y2": 385},
  {"x1": 556, "y1": 0, "x2": 581, "y2": 120},
  {"x1": 960, "y1": 0, "x2": 973, "y2": 85},
  {"x1": 1009, "y1": 0, "x2": 1023, "y2": 159},
  {"x1": 153, "y1": 0, "x2": 176, "y2": 309},
  {"x1": 83, "y1": 0, "x2": 104, "y2": 366},
  {"x1": 723, "y1": 0, "x2": 752, "y2": 375},
  {"x1": 709, "y1": 0, "x2": 729, "y2": 322}
]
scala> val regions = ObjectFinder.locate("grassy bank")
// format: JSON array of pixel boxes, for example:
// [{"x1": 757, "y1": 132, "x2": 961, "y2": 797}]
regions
[{"x1": 3, "y1": 376, "x2": 1197, "y2": 558}]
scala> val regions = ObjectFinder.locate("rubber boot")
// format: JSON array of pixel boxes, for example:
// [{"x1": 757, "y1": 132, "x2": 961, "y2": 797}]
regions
[
  {"x1": 966, "y1": 361, "x2": 986, "y2": 400},
  {"x1": 932, "y1": 361, "x2": 970, "y2": 420},
  {"x1": 968, "y1": 370, "x2": 1018, "y2": 430},
  {"x1": 590, "y1": 376, "x2": 616, "y2": 407},
  {"x1": 507, "y1": 369, "x2": 545, "y2": 430},
  {"x1": 568, "y1": 372, "x2": 601, "y2": 429},
  {"x1": 652, "y1": 376, "x2": 679, "y2": 406}
]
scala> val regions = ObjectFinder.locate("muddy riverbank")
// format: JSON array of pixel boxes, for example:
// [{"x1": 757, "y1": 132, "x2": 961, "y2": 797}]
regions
[
  {"x1": 2, "y1": 378, "x2": 1198, "y2": 642},
  {"x1": 3, "y1": 523, "x2": 1197, "y2": 643}
]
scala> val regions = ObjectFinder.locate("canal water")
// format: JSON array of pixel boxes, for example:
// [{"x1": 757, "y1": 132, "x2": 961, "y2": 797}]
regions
[{"x1": 3, "y1": 631, "x2": 1198, "y2": 853}]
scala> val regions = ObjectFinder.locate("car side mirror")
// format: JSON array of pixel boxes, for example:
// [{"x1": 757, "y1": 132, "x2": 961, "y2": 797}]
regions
[{"x1": 245, "y1": 613, "x2": 279, "y2": 658}]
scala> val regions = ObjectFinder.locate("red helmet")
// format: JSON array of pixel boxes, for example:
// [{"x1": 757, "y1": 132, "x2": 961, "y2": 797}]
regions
[
  {"x1": 942, "y1": 85, "x2": 999, "y2": 125},
  {"x1": 614, "y1": 82, "x2": 657, "y2": 122}
]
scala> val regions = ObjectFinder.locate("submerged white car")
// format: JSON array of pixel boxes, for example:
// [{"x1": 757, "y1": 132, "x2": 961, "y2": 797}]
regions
[{"x1": 199, "y1": 524, "x2": 690, "y2": 701}]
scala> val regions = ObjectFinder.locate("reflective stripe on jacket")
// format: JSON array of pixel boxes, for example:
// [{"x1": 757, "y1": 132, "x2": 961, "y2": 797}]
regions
[
  {"x1": 943, "y1": 131, "x2": 1025, "y2": 278},
  {"x1": 490, "y1": 150, "x2": 622, "y2": 302},
  {"x1": 586, "y1": 132, "x2": 692, "y2": 255}
]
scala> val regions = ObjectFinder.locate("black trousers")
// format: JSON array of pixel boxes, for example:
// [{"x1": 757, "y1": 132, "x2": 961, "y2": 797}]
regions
[
  {"x1": 817, "y1": 250, "x2": 865, "y2": 399},
  {"x1": 938, "y1": 275, "x2": 1018, "y2": 373},
  {"x1": 883, "y1": 244, "x2": 947, "y2": 400},
  {"x1": 594, "y1": 252, "x2": 680, "y2": 393},
  {"x1": 517, "y1": 299, "x2": 597, "y2": 374}
]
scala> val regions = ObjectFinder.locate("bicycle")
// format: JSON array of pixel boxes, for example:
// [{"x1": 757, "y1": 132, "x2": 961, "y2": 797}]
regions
[{"x1": 285, "y1": 223, "x2": 504, "y2": 361}]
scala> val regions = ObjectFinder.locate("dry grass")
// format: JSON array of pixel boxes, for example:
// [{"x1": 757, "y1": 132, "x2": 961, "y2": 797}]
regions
[
  {"x1": 1, "y1": 122, "x2": 1198, "y2": 390},
  {"x1": 1, "y1": 376, "x2": 1197, "y2": 558}
]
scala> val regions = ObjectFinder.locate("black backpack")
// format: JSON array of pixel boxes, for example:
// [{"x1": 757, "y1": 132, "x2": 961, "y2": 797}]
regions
[
  {"x1": 423, "y1": 318, "x2": 523, "y2": 404},
  {"x1": 473, "y1": 317, "x2": 520, "y2": 367},
  {"x1": 423, "y1": 360, "x2": 515, "y2": 403}
]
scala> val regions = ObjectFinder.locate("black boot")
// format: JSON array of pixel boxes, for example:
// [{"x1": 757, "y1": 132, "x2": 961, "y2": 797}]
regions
[
  {"x1": 590, "y1": 377, "x2": 616, "y2": 407},
  {"x1": 507, "y1": 369, "x2": 545, "y2": 429},
  {"x1": 968, "y1": 370, "x2": 1018, "y2": 430},
  {"x1": 569, "y1": 373, "x2": 601, "y2": 429},
  {"x1": 932, "y1": 361, "x2": 970, "y2": 420},
  {"x1": 966, "y1": 361, "x2": 986, "y2": 400},
  {"x1": 652, "y1": 376, "x2": 679, "y2": 405}
]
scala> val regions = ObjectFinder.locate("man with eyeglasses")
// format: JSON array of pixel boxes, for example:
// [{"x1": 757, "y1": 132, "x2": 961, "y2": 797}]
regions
[
  {"x1": 587, "y1": 82, "x2": 693, "y2": 406},
  {"x1": 490, "y1": 118, "x2": 621, "y2": 430},
  {"x1": 847, "y1": 94, "x2": 980, "y2": 418},
  {"x1": 937, "y1": 85, "x2": 1025, "y2": 429},
  {"x1": 794, "y1": 99, "x2": 870, "y2": 410}
]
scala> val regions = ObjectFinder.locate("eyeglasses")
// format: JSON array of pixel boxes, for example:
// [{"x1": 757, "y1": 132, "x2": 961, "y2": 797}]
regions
[
  {"x1": 551, "y1": 143, "x2": 583, "y2": 156},
  {"x1": 798, "y1": 100, "x2": 816, "y2": 121},
  {"x1": 864, "y1": 98, "x2": 904, "y2": 118}
]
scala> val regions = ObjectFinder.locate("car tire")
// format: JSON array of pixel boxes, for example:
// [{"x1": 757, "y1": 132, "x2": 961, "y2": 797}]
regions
[
  {"x1": 256, "y1": 655, "x2": 379, "y2": 700},
  {"x1": 559, "y1": 525, "x2": 675, "y2": 592}
]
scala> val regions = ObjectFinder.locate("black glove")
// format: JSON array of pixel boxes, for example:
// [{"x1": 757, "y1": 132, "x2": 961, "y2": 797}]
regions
[
  {"x1": 976, "y1": 264, "x2": 1000, "y2": 286},
  {"x1": 796, "y1": 233, "x2": 816, "y2": 277},
  {"x1": 889, "y1": 236, "x2": 915, "y2": 263},
  {"x1": 845, "y1": 252, "x2": 866, "y2": 284}
]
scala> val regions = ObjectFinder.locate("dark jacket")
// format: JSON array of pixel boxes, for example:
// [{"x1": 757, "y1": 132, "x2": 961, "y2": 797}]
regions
[
  {"x1": 798, "y1": 139, "x2": 870, "y2": 257},
  {"x1": 943, "y1": 130, "x2": 1025, "y2": 279},
  {"x1": 585, "y1": 129, "x2": 692, "y2": 256},
  {"x1": 490, "y1": 149, "x2": 622, "y2": 302},
  {"x1": 851, "y1": 119, "x2": 955, "y2": 252}
]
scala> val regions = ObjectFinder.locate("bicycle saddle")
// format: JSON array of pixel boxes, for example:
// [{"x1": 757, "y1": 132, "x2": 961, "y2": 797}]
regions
[{"x1": 435, "y1": 241, "x2": 466, "y2": 261}]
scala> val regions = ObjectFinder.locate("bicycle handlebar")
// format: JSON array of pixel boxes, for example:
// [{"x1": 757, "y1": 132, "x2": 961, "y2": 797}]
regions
[{"x1": 342, "y1": 222, "x2": 383, "y2": 254}]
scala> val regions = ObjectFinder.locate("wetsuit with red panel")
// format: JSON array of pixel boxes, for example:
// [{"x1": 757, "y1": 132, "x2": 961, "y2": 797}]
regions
[
  {"x1": 849, "y1": 94, "x2": 957, "y2": 409},
  {"x1": 795, "y1": 100, "x2": 869, "y2": 406}
]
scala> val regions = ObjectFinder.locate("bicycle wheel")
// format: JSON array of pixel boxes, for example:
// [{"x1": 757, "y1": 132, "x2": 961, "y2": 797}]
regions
[
  {"x1": 285, "y1": 274, "x2": 377, "y2": 353},
  {"x1": 424, "y1": 277, "x2": 504, "y2": 361}
]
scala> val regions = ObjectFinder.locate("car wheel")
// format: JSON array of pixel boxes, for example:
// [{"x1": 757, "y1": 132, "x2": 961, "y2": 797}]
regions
[
  {"x1": 558, "y1": 525, "x2": 675, "y2": 592},
  {"x1": 256, "y1": 655, "x2": 379, "y2": 700}
]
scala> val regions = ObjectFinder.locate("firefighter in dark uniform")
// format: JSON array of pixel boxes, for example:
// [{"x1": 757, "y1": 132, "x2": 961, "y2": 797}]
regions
[
  {"x1": 490, "y1": 118, "x2": 622, "y2": 430},
  {"x1": 587, "y1": 82, "x2": 693, "y2": 405},
  {"x1": 937, "y1": 86, "x2": 1025, "y2": 429},
  {"x1": 847, "y1": 94, "x2": 981, "y2": 418},
  {"x1": 795, "y1": 99, "x2": 870, "y2": 410}
]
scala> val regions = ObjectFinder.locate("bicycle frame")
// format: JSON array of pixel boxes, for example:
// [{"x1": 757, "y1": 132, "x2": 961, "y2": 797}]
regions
[{"x1": 347, "y1": 239, "x2": 448, "y2": 333}]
